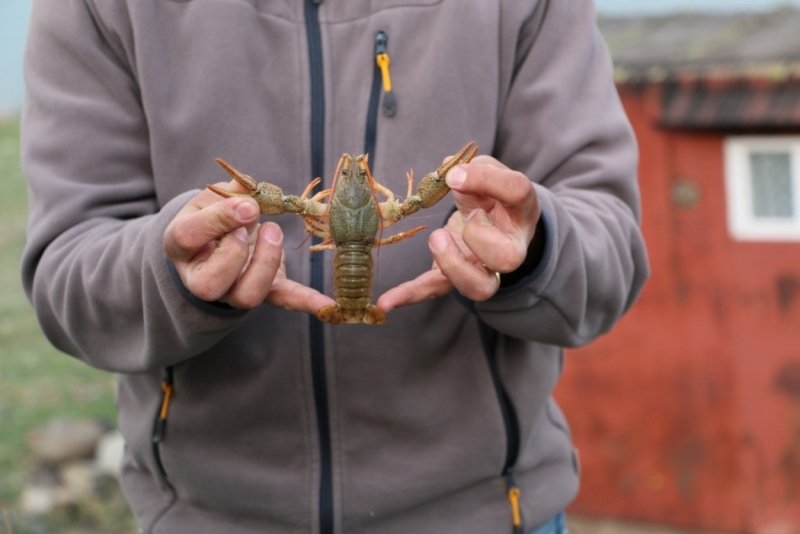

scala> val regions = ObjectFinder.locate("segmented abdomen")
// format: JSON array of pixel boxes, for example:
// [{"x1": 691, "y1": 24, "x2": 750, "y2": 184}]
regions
[{"x1": 332, "y1": 242, "x2": 374, "y2": 315}]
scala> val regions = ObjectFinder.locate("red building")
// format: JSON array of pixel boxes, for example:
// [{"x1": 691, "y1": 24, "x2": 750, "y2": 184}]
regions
[{"x1": 556, "y1": 10, "x2": 800, "y2": 533}]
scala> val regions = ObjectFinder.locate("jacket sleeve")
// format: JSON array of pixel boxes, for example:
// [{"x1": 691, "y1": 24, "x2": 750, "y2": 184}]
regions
[
  {"x1": 476, "y1": 0, "x2": 650, "y2": 347},
  {"x1": 20, "y1": 0, "x2": 247, "y2": 373}
]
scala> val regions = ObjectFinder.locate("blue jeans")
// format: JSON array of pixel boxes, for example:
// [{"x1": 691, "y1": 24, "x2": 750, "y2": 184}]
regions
[{"x1": 528, "y1": 511, "x2": 568, "y2": 534}]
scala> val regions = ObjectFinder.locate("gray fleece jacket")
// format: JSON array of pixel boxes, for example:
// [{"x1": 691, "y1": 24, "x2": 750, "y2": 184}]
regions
[{"x1": 21, "y1": 0, "x2": 649, "y2": 532}]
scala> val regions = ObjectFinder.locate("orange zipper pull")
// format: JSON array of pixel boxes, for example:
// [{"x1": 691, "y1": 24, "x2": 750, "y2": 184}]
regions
[
  {"x1": 374, "y1": 31, "x2": 397, "y2": 117},
  {"x1": 376, "y1": 52, "x2": 393, "y2": 93},
  {"x1": 506, "y1": 474, "x2": 524, "y2": 534},
  {"x1": 153, "y1": 368, "x2": 174, "y2": 443},
  {"x1": 160, "y1": 380, "x2": 173, "y2": 420}
]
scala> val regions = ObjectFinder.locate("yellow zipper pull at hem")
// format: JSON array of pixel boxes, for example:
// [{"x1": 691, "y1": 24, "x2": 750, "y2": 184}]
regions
[
  {"x1": 505, "y1": 473, "x2": 524, "y2": 534},
  {"x1": 508, "y1": 487, "x2": 522, "y2": 532},
  {"x1": 160, "y1": 381, "x2": 173, "y2": 420},
  {"x1": 153, "y1": 368, "x2": 174, "y2": 444}
]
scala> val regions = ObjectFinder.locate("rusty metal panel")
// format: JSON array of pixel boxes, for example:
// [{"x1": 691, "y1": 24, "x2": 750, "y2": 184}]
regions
[{"x1": 555, "y1": 84, "x2": 800, "y2": 533}]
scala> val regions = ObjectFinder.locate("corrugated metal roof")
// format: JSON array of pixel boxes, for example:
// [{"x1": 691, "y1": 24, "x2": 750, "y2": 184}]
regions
[
  {"x1": 599, "y1": 8, "x2": 800, "y2": 82},
  {"x1": 660, "y1": 79, "x2": 800, "y2": 128},
  {"x1": 600, "y1": 9, "x2": 800, "y2": 128}
]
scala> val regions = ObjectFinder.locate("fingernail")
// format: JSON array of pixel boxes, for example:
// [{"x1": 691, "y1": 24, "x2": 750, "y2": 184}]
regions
[
  {"x1": 446, "y1": 167, "x2": 466, "y2": 188},
  {"x1": 233, "y1": 227, "x2": 248, "y2": 243},
  {"x1": 236, "y1": 200, "x2": 258, "y2": 221},
  {"x1": 263, "y1": 223, "x2": 282, "y2": 245},
  {"x1": 429, "y1": 231, "x2": 447, "y2": 253}
]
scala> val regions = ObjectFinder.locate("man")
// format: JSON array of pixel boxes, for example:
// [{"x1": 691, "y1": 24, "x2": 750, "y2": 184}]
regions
[{"x1": 21, "y1": 0, "x2": 649, "y2": 532}]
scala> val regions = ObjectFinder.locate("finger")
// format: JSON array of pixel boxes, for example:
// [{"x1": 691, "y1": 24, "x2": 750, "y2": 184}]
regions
[
  {"x1": 462, "y1": 209, "x2": 528, "y2": 273},
  {"x1": 212, "y1": 179, "x2": 262, "y2": 235},
  {"x1": 469, "y1": 154, "x2": 509, "y2": 169},
  {"x1": 376, "y1": 269, "x2": 454, "y2": 312},
  {"x1": 265, "y1": 277, "x2": 336, "y2": 315},
  {"x1": 175, "y1": 183, "x2": 228, "y2": 214},
  {"x1": 181, "y1": 227, "x2": 252, "y2": 302},
  {"x1": 446, "y1": 163, "x2": 535, "y2": 208},
  {"x1": 222, "y1": 222, "x2": 284, "y2": 309},
  {"x1": 428, "y1": 229, "x2": 499, "y2": 302},
  {"x1": 164, "y1": 196, "x2": 260, "y2": 262}
]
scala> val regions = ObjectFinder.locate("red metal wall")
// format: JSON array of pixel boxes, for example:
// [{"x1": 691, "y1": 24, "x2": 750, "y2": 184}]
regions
[{"x1": 555, "y1": 84, "x2": 800, "y2": 533}]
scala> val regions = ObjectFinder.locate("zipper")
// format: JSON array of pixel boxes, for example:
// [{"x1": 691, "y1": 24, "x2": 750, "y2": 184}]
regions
[
  {"x1": 151, "y1": 366, "x2": 174, "y2": 483},
  {"x1": 304, "y1": 1, "x2": 334, "y2": 534},
  {"x1": 364, "y1": 30, "x2": 396, "y2": 160},
  {"x1": 478, "y1": 320, "x2": 524, "y2": 533},
  {"x1": 506, "y1": 474, "x2": 524, "y2": 534}
]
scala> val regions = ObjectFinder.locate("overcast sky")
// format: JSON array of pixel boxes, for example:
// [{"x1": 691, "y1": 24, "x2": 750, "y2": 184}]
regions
[{"x1": 3, "y1": 0, "x2": 800, "y2": 113}]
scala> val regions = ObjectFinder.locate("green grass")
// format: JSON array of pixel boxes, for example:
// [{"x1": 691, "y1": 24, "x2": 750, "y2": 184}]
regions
[{"x1": 0, "y1": 117, "x2": 136, "y2": 533}]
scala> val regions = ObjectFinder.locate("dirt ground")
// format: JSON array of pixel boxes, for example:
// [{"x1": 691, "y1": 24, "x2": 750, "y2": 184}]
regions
[{"x1": 567, "y1": 516, "x2": 726, "y2": 534}]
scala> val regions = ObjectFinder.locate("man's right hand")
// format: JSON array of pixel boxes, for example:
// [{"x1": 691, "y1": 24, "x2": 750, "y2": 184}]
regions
[{"x1": 163, "y1": 181, "x2": 334, "y2": 313}]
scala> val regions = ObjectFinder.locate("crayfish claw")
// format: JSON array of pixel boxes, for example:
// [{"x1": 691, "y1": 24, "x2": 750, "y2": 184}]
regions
[
  {"x1": 434, "y1": 141, "x2": 478, "y2": 178},
  {"x1": 206, "y1": 183, "x2": 245, "y2": 200},
  {"x1": 215, "y1": 158, "x2": 259, "y2": 191}
]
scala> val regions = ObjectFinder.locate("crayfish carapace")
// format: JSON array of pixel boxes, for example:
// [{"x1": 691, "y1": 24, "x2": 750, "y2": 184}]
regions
[{"x1": 208, "y1": 142, "x2": 478, "y2": 325}]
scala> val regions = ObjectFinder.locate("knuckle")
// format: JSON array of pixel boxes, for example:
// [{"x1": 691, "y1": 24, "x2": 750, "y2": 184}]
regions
[
  {"x1": 162, "y1": 229, "x2": 177, "y2": 257},
  {"x1": 495, "y1": 250, "x2": 522, "y2": 273},
  {"x1": 508, "y1": 174, "x2": 532, "y2": 204},
  {"x1": 170, "y1": 228, "x2": 196, "y2": 253},
  {"x1": 210, "y1": 206, "x2": 238, "y2": 234},
  {"x1": 466, "y1": 282, "x2": 494, "y2": 302},
  {"x1": 189, "y1": 278, "x2": 224, "y2": 302},
  {"x1": 228, "y1": 290, "x2": 262, "y2": 310},
  {"x1": 163, "y1": 217, "x2": 186, "y2": 248},
  {"x1": 498, "y1": 261, "x2": 518, "y2": 274}
]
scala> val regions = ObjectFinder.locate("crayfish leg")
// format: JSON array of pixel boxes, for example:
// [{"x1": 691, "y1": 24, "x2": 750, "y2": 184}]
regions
[
  {"x1": 375, "y1": 225, "x2": 429, "y2": 246},
  {"x1": 300, "y1": 178, "x2": 322, "y2": 199},
  {"x1": 303, "y1": 217, "x2": 330, "y2": 239},
  {"x1": 309, "y1": 240, "x2": 335, "y2": 252},
  {"x1": 371, "y1": 180, "x2": 396, "y2": 202}
]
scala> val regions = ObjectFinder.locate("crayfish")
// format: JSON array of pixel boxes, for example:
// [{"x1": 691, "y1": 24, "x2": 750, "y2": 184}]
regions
[{"x1": 208, "y1": 142, "x2": 478, "y2": 325}]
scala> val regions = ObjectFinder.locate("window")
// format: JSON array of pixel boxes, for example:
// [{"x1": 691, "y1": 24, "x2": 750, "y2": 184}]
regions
[{"x1": 724, "y1": 137, "x2": 800, "y2": 241}]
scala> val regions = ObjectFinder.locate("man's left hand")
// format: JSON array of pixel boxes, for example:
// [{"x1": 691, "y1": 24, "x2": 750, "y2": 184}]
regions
[{"x1": 377, "y1": 155, "x2": 541, "y2": 312}]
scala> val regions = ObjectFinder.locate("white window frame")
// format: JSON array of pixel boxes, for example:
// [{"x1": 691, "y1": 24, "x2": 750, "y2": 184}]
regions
[{"x1": 724, "y1": 136, "x2": 800, "y2": 242}]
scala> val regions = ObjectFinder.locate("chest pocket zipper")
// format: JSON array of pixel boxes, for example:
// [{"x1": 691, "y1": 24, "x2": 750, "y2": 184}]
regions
[
  {"x1": 364, "y1": 30, "x2": 396, "y2": 160},
  {"x1": 375, "y1": 40, "x2": 396, "y2": 117}
]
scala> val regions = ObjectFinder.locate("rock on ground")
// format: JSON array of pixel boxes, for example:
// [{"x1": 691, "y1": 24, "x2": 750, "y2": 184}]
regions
[{"x1": 26, "y1": 417, "x2": 107, "y2": 464}]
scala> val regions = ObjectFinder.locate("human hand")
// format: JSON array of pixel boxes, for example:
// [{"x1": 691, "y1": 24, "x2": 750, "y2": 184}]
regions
[
  {"x1": 377, "y1": 155, "x2": 541, "y2": 311},
  {"x1": 163, "y1": 180, "x2": 334, "y2": 313}
]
